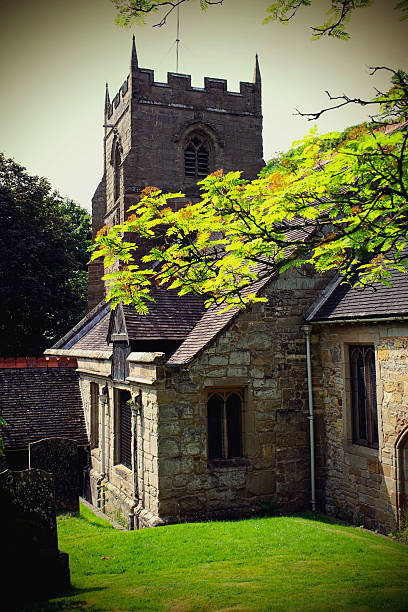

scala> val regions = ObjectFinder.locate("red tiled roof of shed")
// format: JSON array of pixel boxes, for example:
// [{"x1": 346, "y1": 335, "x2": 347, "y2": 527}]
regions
[{"x1": 0, "y1": 368, "x2": 88, "y2": 450}]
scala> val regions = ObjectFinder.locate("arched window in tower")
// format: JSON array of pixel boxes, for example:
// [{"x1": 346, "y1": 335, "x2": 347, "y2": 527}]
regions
[
  {"x1": 184, "y1": 136, "x2": 209, "y2": 179},
  {"x1": 113, "y1": 142, "x2": 121, "y2": 202}
]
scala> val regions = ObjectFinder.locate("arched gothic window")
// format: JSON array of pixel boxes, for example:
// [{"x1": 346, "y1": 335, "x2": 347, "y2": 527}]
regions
[
  {"x1": 184, "y1": 136, "x2": 209, "y2": 179},
  {"x1": 113, "y1": 142, "x2": 121, "y2": 202}
]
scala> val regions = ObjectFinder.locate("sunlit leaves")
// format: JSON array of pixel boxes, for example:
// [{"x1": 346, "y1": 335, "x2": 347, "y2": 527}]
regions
[
  {"x1": 264, "y1": 1, "x2": 407, "y2": 40},
  {"x1": 92, "y1": 71, "x2": 408, "y2": 314}
]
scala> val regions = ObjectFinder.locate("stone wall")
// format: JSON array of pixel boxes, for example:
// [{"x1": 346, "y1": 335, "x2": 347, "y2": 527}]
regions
[
  {"x1": 76, "y1": 270, "x2": 327, "y2": 527},
  {"x1": 155, "y1": 271, "x2": 328, "y2": 523},
  {"x1": 314, "y1": 321, "x2": 408, "y2": 533},
  {"x1": 77, "y1": 352, "x2": 163, "y2": 528}
]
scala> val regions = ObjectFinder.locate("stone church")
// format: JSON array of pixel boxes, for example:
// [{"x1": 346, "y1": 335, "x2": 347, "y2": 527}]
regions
[{"x1": 47, "y1": 39, "x2": 408, "y2": 533}]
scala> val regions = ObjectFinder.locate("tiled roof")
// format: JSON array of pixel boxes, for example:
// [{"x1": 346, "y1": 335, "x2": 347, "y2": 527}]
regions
[
  {"x1": 166, "y1": 303, "x2": 241, "y2": 366},
  {"x1": 52, "y1": 300, "x2": 111, "y2": 351},
  {"x1": 123, "y1": 287, "x2": 206, "y2": 340},
  {"x1": 0, "y1": 368, "x2": 89, "y2": 450},
  {"x1": 167, "y1": 276, "x2": 270, "y2": 366},
  {"x1": 308, "y1": 268, "x2": 408, "y2": 322},
  {"x1": 70, "y1": 311, "x2": 111, "y2": 350}
]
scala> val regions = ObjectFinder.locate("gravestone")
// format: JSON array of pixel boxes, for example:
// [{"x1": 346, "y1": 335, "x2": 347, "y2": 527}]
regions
[
  {"x1": 0, "y1": 469, "x2": 70, "y2": 605},
  {"x1": 29, "y1": 437, "x2": 79, "y2": 513}
]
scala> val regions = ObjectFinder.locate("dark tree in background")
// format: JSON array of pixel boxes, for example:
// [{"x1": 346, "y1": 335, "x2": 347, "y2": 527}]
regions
[{"x1": 0, "y1": 153, "x2": 91, "y2": 357}]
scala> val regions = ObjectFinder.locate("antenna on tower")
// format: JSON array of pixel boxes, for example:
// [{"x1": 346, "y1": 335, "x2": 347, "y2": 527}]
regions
[{"x1": 176, "y1": 3, "x2": 180, "y2": 73}]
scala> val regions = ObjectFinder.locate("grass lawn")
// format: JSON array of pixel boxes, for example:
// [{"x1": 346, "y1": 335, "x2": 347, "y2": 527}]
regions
[{"x1": 25, "y1": 504, "x2": 408, "y2": 611}]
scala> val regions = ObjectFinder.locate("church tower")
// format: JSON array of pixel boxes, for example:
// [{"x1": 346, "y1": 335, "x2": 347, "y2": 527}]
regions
[{"x1": 88, "y1": 38, "x2": 264, "y2": 310}]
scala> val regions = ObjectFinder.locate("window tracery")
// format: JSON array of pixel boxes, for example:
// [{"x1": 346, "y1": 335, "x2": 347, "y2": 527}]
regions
[
  {"x1": 184, "y1": 135, "x2": 210, "y2": 179},
  {"x1": 113, "y1": 142, "x2": 121, "y2": 202}
]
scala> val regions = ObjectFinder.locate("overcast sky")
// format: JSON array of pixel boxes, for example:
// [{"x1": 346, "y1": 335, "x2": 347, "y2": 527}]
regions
[{"x1": 0, "y1": 0, "x2": 406, "y2": 211}]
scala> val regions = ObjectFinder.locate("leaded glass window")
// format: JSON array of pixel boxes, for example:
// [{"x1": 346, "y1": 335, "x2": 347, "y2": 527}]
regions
[
  {"x1": 207, "y1": 390, "x2": 243, "y2": 460},
  {"x1": 350, "y1": 345, "x2": 378, "y2": 448}
]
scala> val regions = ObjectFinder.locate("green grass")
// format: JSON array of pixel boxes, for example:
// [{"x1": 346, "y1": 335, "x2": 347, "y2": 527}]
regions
[{"x1": 26, "y1": 504, "x2": 408, "y2": 611}]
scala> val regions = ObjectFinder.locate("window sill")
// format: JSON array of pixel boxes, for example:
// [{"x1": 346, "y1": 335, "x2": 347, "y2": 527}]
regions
[
  {"x1": 208, "y1": 457, "x2": 249, "y2": 469},
  {"x1": 113, "y1": 464, "x2": 133, "y2": 478},
  {"x1": 344, "y1": 443, "x2": 379, "y2": 459}
]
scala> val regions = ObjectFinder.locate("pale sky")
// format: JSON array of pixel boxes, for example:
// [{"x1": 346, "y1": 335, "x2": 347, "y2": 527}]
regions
[{"x1": 0, "y1": 0, "x2": 407, "y2": 211}]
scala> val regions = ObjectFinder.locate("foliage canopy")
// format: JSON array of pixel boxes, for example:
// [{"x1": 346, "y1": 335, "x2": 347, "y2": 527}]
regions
[
  {"x1": 113, "y1": 0, "x2": 408, "y2": 34},
  {"x1": 0, "y1": 154, "x2": 91, "y2": 356},
  {"x1": 92, "y1": 67, "x2": 408, "y2": 313},
  {"x1": 99, "y1": 2, "x2": 408, "y2": 314}
]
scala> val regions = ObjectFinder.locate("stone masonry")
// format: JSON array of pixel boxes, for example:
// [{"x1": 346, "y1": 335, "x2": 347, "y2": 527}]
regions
[
  {"x1": 154, "y1": 271, "x2": 328, "y2": 523},
  {"x1": 88, "y1": 38, "x2": 264, "y2": 311},
  {"x1": 313, "y1": 322, "x2": 408, "y2": 533}
]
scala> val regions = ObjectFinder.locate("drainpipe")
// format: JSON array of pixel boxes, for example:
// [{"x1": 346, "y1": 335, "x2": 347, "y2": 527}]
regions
[
  {"x1": 97, "y1": 384, "x2": 109, "y2": 513},
  {"x1": 302, "y1": 325, "x2": 316, "y2": 512},
  {"x1": 129, "y1": 389, "x2": 142, "y2": 530}
]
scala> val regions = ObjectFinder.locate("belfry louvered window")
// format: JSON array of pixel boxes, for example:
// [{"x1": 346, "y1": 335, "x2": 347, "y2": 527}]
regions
[
  {"x1": 113, "y1": 143, "x2": 121, "y2": 202},
  {"x1": 184, "y1": 136, "x2": 209, "y2": 179},
  {"x1": 350, "y1": 345, "x2": 378, "y2": 449},
  {"x1": 207, "y1": 390, "x2": 243, "y2": 460}
]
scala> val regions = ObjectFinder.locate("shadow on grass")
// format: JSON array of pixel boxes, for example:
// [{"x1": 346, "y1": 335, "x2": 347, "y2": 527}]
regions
[
  {"x1": 18, "y1": 586, "x2": 105, "y2": 612},
  {"x1": 297, "y1": 511, "x2": 348, "y2": 525},
  {"x1": 79, "y1": 513, "x2": 116, "y2": 530}
]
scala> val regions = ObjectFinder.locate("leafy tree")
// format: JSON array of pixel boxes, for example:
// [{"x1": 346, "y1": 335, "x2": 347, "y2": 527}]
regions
[
  {"x1": 113, "y1": 0, "x2": 224, "y2": 27},
  {"x1": 97, "y1": 1, "x2": 408, "y2": 313},
  {"x1": 113, "y1": 0, "x2": 408, "y2": 32},
  {"x1": 0, "y1": 154, "x2": 91, "y2": 356},
  {"x1": 264, "y1": 0, "x2": 408, "y2": 39},
  {"x1": 92, "y1": 67, "x2": 407, "y2": 312}
]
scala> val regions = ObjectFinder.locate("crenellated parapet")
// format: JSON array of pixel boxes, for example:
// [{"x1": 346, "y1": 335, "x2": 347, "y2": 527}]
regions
[
  {"x1": 106, "y1": 69, "x2": 261, "y2": 124},
  {"x1": 105, "y1": 36, "x2": 261, "y2": 126}
]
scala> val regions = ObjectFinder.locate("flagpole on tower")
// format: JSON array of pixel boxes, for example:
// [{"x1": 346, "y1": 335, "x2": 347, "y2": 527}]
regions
[{"x1": 176, "y1": 3, "x2": 180, "y2": 73}]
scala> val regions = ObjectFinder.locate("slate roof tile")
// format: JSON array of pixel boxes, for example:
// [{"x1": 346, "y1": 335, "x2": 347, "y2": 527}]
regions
[
  {"x1": 70, "y1": 311, "x2": 111, "y2": 350},
  {"x1": 167, "y1": 276, "x2": 270, "y2": 366},
  {"x1": 123, "y1": 287, "x2": 206, "y2": 341},
  {"x1": 0, "y1": 368, "x2": 88, "y2": 450},
  {"x1": 166, "y1": 303, "x2": 240, "y2": 366},
  {"x1": 52, "y1": 301, "x2": 111, "y2": 351},
  {"x1": 309, "y1": 268, "x2": 408, "y2": 322}
]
